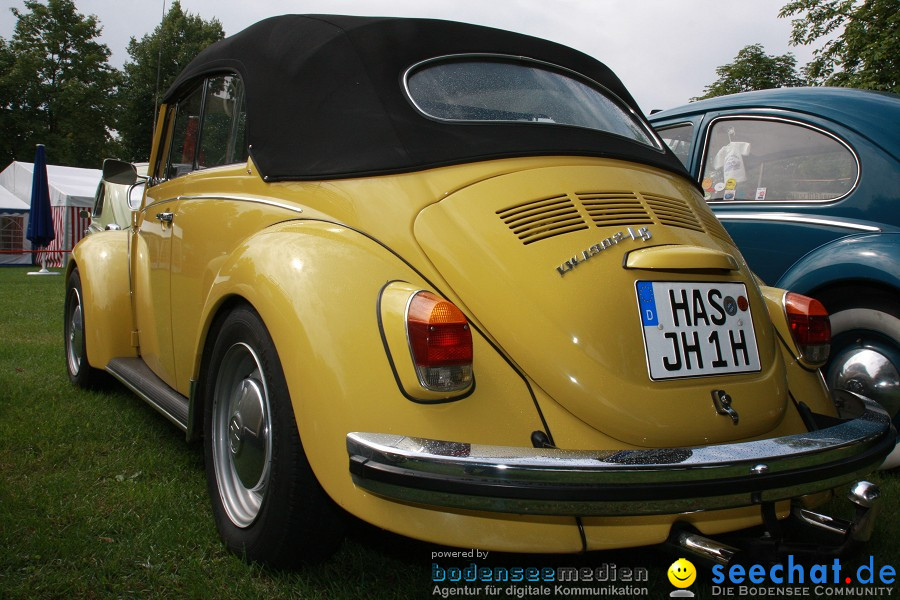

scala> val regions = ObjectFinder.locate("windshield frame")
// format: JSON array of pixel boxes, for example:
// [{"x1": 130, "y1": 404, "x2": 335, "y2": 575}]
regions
[{"x1": 402, "y1": 53, "x2": 664, "y2": 152}]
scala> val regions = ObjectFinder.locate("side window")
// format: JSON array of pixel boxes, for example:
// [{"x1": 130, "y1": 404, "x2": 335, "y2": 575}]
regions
[
  {"x1": 167, "y1": 85, "x2": 204, "y2": 179},
  {"x1": 198, "y1": 75, "x2": 248, "y2": 169},
  {"x1": 92, "y1": 181, "x2": 105, "y2": 218},
  {"x1": 657, "y1": 123, "x2": 694, "y2": 169},
  {"x1": 700, "y1": 119, "x2": 858, "y2": 202}
]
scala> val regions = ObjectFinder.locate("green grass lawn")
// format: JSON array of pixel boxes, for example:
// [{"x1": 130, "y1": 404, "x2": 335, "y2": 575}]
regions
[{"x1": 1, "y1": 265, "x2": 897, "y2": 599}]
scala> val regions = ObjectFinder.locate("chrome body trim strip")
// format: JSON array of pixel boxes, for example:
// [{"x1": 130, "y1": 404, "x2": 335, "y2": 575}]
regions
[
  {"x1": 143, "y1": 194, "x2": 304, "y2": 215},
  {"x1": 715, "y1": 212, "x2": 881, "y2": 232},
  {"x1": 347, "y1": 391, "x2": 894, "y2": 516}
]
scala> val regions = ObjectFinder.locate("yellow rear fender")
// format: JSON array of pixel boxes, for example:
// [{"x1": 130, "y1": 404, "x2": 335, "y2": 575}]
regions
[
  {"x1": 68, "y1": 232, "x2": 136, "y2": 369},
  {"x1": 191, "y1": 220, "x2": 556, "y2": 523}
]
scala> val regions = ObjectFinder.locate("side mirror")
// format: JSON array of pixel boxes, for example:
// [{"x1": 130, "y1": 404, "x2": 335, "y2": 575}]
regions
[{"x1": 102, "y1": 158, "x2": 138, "y2": 186}]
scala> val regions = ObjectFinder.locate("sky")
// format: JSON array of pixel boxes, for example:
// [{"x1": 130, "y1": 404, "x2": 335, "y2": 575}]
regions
[{"x1": 0, "y1": 0, "x2": 819, "y2": 113}]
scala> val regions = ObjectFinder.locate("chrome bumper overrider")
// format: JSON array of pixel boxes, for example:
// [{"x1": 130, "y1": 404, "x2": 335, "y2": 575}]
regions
[{"x1": 347, "y1": 391, "x2": 895, "y2": 516}]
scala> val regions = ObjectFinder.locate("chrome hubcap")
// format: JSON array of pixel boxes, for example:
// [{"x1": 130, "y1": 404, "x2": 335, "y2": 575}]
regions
[
  {"x1": 66, "y1": 288, "x2": 84, "y2": 375},
  {"x1": 827, "y1": 346, "x2": 900, "y2": 419},
  {"x1": 212, "y1": 342, "x2": 272, "y2": 528}
]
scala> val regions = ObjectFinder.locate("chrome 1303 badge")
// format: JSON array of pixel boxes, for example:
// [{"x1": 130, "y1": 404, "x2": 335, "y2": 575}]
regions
[{"x1": 556, "y1": 226, "x2": 652, "y2": 277}]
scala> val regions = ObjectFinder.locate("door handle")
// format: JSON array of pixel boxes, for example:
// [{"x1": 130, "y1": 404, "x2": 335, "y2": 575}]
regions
[{"x1": 156, "y1": 212, "x2": 174, "y2": 224}]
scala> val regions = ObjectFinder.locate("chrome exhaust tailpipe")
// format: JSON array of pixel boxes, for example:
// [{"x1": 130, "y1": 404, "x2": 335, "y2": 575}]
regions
[
  {"x1": 791, "y1": 480, "x2": 881, "y2": 544},
  {"x1": 792, "y1": 507, "x2": 852, "y2": 537},
  {"x1": 666, "y1": 529, "x2": 741, "y2": 568},
  {"x1": 666, "y1": 481, "x2": 882, "y2": 566}
]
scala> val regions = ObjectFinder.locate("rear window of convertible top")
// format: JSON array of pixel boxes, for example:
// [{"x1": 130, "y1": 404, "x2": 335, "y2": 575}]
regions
[{"x1": 405, "y1": 56, "x2": 659, "y2": 148}]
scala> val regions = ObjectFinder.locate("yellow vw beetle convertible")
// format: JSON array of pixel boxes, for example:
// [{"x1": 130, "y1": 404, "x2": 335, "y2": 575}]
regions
[{"x1": 65, "y1": 15, "x2": 894, "y2": 567}]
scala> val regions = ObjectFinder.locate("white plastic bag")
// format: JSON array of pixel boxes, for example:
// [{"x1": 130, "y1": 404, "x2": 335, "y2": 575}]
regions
[{"x1": 714, "y1": 141, "x2": 750, "y2": 183}]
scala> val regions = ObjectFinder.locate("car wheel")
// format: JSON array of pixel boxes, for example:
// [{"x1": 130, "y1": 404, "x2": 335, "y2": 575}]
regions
[
  {"x1": 65, "y1": 268, "x2": 101, "y2": 387},
  {"x1": 203, "y1": 304, "x2": 344, "y2": 566},
  {"x1": 820, "y1": 288, "x2": 900, "y2": 468}
]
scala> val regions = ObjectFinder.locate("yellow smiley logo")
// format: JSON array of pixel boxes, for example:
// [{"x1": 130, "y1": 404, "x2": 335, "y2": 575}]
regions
[{"x1": 668, "y1": 558, "x2": 697, "y2": 588}]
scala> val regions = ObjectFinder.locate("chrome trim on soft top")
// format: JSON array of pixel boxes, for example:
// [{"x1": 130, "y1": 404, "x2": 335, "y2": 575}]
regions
[
  {"x1": 347, "y1": 391, "x2": 894, "y2": 516},
  {"x1": 715, "y1": 213, "x2": 881, "y2": 232}
]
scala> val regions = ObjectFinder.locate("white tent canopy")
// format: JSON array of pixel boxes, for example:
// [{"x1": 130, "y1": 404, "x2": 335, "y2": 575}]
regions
[
  {"x1": 0, "y1": 184, "x2": 29, "y2": 212},
  {"x1": 0, "y1": 161, "x2": 101, "y2": 208},
  {"x1": 0, "y1": 161, "x2": 101, "y2": 266}
]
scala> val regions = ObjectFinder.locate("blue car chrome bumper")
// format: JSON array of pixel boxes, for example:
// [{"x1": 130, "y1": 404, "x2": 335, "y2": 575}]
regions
[{"x1": 347, "y1": 390, "x2": 895, "y2": 516}]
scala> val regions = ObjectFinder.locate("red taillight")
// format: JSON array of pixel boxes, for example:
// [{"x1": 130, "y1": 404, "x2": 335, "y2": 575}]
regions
[
  {"x1": 785, "y1": 292, "x2": 831, "y2": 365},
  {"x1": 407, "y1": 291, "x2": 473, "y2": 391}
]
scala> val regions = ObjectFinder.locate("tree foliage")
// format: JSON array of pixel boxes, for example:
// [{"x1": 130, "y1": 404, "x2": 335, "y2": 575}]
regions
[
  {"x1": 693, "y1": 43, "x2": 804, "y2": 101},
  {"x1": 779, "y1": 0, "x2": 899, "y2": 92},
  {"x1": 0, "y1": 0, "x2": 118, "y2": 167},
  {"x1": 116, "y1": 1, "x2": 223, "y2": 161}
]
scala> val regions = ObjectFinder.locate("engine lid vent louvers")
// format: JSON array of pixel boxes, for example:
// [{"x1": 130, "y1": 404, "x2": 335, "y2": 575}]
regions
[
  {"x1": 641, "y1": 193, "x2": 705, "y2": 233},
  {"x1": 697, "y1": 209, "x2": 735, "y2": 246},
  {"x1": 577, "y1": 192, "x2": 653, "y2": 227},
  {"x1": 496, "y1": 195, "x2": 588, "y2": 245},
  {"x1": 498, "y1": 190, "x2": 723, "y2": 245}
]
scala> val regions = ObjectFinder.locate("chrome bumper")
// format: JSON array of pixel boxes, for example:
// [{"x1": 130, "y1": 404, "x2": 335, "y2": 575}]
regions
[{"x1": 347, "y1": 391, "x2": 895, "y2": 516}]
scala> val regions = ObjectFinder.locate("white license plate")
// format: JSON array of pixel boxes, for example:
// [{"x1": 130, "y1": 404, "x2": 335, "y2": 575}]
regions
[{"x1": 636, "y1": 281, "x2": 761, "y2": 380}]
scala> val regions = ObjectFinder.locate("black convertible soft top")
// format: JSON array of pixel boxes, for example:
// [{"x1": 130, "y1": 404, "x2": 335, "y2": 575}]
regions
[{"x1": 165, "y1": 14, "x2": 686, "y2": 181}]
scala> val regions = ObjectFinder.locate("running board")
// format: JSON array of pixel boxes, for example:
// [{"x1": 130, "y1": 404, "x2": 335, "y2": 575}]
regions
[{"x1": 107, "y1": 358, "x2": 189, "y2": 432}]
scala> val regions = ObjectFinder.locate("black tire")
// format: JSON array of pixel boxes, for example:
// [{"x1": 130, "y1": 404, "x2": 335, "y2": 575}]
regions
[
  {"x1": 202, "y1": 304, "x2": 344, "y2": 567},
  {"x1": 64, "y1": 268, "x2": 102, "y2": 387},
  {"x1": 818, "y1": 287, "x2": 900, "y2": 371}
]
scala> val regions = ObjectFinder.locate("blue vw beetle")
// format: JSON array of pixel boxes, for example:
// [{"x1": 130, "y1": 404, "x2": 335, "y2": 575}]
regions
[{"x1": 649, "y1": 88, "x2": 900, "y2": 466}]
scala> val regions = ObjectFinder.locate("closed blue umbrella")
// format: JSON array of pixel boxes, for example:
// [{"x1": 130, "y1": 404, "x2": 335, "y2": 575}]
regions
[{"x1": 25, "y1": 144, "x2": 58, "y2": 275}]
